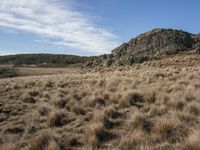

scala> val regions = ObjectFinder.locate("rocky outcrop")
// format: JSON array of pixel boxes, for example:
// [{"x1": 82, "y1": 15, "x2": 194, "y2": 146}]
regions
[
  {"x1": 86, "y1": 28, "x2": 200, "y2": 67},
  {"x1": 193, "y1": 34, "x2": 200, "y2": 53}
]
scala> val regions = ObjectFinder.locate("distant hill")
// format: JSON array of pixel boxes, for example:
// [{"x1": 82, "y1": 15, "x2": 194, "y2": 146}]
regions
[
  {"x1": 0, "y1": 54, "x2": 96, "y2": 66},
  {"x1": 87, "y1": 28, "x2": 200, "y2": 67}
]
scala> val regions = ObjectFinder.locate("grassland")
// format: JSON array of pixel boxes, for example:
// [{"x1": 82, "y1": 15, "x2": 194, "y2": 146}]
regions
[{"x1": 0, "y1": 53, "x2": 200, "y2": 150}]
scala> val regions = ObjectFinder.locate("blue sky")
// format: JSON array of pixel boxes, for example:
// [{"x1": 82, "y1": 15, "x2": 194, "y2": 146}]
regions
[{"x1": 0, "y1": 0, "x2": 200, "y2": 56}]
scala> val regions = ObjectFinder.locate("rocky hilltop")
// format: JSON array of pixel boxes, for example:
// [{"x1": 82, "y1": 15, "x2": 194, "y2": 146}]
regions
[{"x1": 87, "y1": 28, "x2": 200, "y2": 67}]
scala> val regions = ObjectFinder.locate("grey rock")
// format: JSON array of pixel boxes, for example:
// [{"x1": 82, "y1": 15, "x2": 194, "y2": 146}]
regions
[{"x1": 88, "y1": 28, "x2": 200, "y2": 67}]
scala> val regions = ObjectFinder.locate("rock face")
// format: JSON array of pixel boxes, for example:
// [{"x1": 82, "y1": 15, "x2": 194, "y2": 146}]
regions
[
  {"x1": 193, "y1": 34, "x2": 200, "y2": 53},
  {"x1": 87, "y1": 28, "x2": 200, "y2": 67}
]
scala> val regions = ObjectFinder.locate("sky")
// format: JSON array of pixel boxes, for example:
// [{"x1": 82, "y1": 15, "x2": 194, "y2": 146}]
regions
[{"x1": 0, "y1": 0, "x2": 200, "y2": 56}]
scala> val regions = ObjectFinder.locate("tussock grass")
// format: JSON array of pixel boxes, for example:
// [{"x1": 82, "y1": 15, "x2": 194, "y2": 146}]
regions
[
  {"x1": 184, "y1": 129, "x2": 200, "y2": 150},
  {"x1": 29, "y1": 131, "x2": 59, "y2": 150},
  {"x1": 119, "y1": 91, "x2": 144, "y2": 108},
  {"x1": 85, "y1": 123, "x2": 117, "y2": 148},
  {"x1": 0, "y1": 54, "x2": 200, "y2": 149},
  {"x1": 47, "y1": 111, "x2": 70, "y2": 128},
  {"x1": 37, "y1": 105, "x2": 51, "y2": 116},
  {"x1": 128, "y1": 112, "x2": 153, "y2": 133},
  {"x1": 118, "y1": 130, "x2": 149, "y2": 150},
  {"x1": 1, "y1": 143, "x2": 16, "y2": 150},
  {"x1": 20, "y1": 92, "x2": 36, "y2": 103}
]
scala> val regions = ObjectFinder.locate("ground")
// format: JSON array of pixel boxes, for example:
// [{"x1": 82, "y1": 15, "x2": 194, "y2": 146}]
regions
[{"x1": 0, "y1": 54, "x2": 200, "y2": 150}]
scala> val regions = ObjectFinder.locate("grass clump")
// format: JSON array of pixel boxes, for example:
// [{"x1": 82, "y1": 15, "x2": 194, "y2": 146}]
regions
[
  {"x1": 184, "y1": 129, "x2": 200, "y2": 150},
  {"x1": 85, "y1": 124, "x2": 117, "y2": 148},
  {"x1": 20, "y1": 92, "x2": 36, "y2": 103},
  {"x1": 47, "y1": 111, "x2": 71, "y2": 128},
  {"x1": 120, "y1": 91, "x2": 144, "y2": 108},
  {"x1": 29, "y1": 131, "x2": 60, "y2": 150},
  {"x1": 128, "y1": 112, "x2": 153, "y2": 133}
]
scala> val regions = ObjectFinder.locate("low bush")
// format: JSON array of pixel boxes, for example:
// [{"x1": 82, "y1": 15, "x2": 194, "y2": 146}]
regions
[{"x1": 0, "y1": 67, "x2": 18, "y2": 78}]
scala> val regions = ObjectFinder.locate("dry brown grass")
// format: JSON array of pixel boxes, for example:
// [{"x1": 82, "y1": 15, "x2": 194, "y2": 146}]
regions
[
  {"x1": 184, "y1": 129, "x2": 200, "y2": 150},
  {"x1": 47, "y1": 110, "x2": 72, "y2": 128},
  {"x1": 29, "y1": 131, "x2": 59, "y2": 150},
  {"x1": 0, "y1": 54, "x2": 200, "y2": 149}
]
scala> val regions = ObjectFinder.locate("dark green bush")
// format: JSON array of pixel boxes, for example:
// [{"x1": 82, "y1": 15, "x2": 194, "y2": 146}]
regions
[
  {"x1": 0, "y1": 54, "x2": 97, "y2": 66},
  {"x1": 0, "y1": 67, "x2": 18, "y2": 78}
]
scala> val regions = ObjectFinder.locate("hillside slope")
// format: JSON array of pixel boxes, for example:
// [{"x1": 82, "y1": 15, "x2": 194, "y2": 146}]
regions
[
  {"x1": 0, "y1": 54, "x2": 200, "y2": 149},
  {"x1": 0, "y1": 54, "x2": 96, "y2": 66},
  {"x1": 87, "y1": 28, "x2": 200, "y2": 67}
]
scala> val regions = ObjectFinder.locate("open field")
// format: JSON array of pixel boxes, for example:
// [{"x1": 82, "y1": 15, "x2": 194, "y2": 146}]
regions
[
  {"x1": 0, "y1": 54, "x2": 200, "y2": 150},
  {"x1": 0, "y1": 64, "x2": 82, "y2": 77},
  {"x1": 16, "y1": 66, "x2": 82, "y2": 76}
]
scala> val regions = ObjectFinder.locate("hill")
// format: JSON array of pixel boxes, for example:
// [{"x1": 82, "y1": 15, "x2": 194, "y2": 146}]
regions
[
  {"x1": 87, "y1": 28, "x2": 200, "y2": 67},
  {"x1": 0, "y1": 54, "x2": 96, "y2": 66}
]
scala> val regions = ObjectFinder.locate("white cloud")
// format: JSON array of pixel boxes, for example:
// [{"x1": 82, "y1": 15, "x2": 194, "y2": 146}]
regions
[
  {"x1": 0, "y1": 0, "x2": 118, "y2": 54},
  {"x1": 0, "y1": 50, "x2": 19, "y2": 56}
]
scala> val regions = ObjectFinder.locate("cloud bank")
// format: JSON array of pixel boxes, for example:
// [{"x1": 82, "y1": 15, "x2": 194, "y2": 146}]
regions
[
  {"x1": 0, "y1": 0, "x2": 118, "y2": 54},
  {"x1": 0, "y1": 50, "x2": 17, "y2": 56}
]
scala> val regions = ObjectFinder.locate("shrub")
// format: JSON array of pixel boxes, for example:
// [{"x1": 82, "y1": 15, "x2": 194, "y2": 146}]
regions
[{"x1": 0, "y1": 67, "x2": 18, "y2": 78}]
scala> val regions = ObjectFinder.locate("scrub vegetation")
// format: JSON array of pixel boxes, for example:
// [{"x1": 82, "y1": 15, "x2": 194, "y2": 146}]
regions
[{"x1": 0, "y1": 54, "x2": 200, "y2": 150}]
